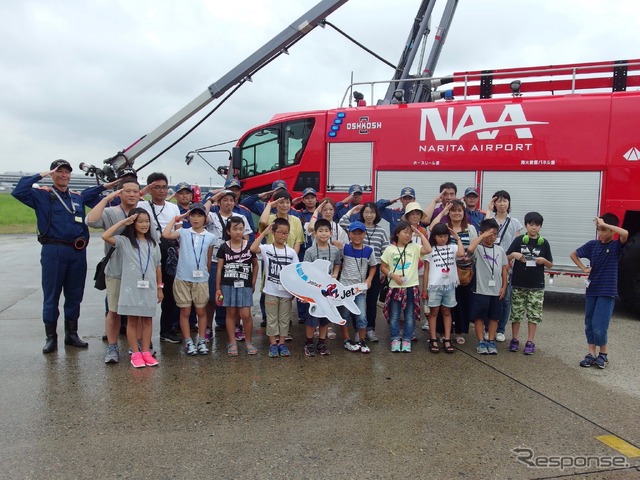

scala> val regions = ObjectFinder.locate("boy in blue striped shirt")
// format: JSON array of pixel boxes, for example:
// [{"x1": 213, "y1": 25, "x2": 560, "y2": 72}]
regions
[
  {"x1": 570, "y1": 214, "x2": 628, "y2": 369},
  {"x1": 338, "y1": 221, "x2": 377, "y2": 353}
]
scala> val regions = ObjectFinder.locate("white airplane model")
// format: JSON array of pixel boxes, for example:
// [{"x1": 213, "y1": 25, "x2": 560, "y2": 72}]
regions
[{"x1": 279, "y1": 259, "x2": 367, "y2": 325}]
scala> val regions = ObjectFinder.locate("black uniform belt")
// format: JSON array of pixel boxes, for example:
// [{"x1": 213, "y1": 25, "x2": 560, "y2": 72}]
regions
[{"x1": 38, "y1": 236, "x2": 87, "y2": 250}]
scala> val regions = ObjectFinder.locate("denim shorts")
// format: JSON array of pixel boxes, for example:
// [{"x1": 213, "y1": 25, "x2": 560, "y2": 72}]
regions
[
  {"x1": 220, "y1": 284, "x2": 253, "y2": 308},
  {"x1": 305, "y1": 313, "x2": 330, "y2": 328},
  {"x1": 427, "y1": 286, "x2": 457, "y2": 308}
]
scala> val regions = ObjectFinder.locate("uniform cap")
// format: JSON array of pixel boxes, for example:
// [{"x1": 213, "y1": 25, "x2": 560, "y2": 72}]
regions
[
  {"x1": 302, "y1": 187, "x2": 317, "y2": 197},
  {"x1": 348, "y1": 221, "x2": 367, "y2": 232},
  {"x1": 188, "y1": 202, "x2": 207, "y2": 214},
  {"x1": 175, "y1": 182, "x2": 192, "y2": 193},
  {"x1": 117, "y1": 167, "x2": 137, "y2": 179},
  {"x1": 349, "y1": 184, "x2": 363, "y2": 195},
  {"x1": 271, "y1": 180, "x2": 287, "y2": 191},
  {"x1": 400, "y1": 187, "x2": 416, "y2": 198},
  {"x1": 224, "y1": 178, "x2": 242, "y2": 189},
  {"x1": 50, "y1": 159, "x2": 73, "y2": 172},
  {"x1": 464, "y1": 187, "x2": 479, "y2": 196},
  {"x1": 219, "y1": 189, "x2": 236, "y2": 200}
]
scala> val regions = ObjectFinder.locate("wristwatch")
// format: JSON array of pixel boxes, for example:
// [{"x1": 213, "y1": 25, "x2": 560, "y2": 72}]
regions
[{"x1": 157, "y1": 283, "x2": 164, "y2": 288}]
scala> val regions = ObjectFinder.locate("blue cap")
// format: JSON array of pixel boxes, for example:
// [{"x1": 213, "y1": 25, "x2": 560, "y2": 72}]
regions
[
  {"x1": 400, "y1": 187, "x2": 416, "y2": 198},
  {"x1": 175, "y1": 182, "x2": 192, "y2": 193},
  {"x1": 302, "y1": 187, "x2": 317, "y2": 197},
  {"x1": 464, "y1": 187, "x2": 479, "y2": 196},
  {"x1": 349, "y1": 221, "x2": 367, "y2": 232},
  {"x1": 188, "y1": 202, "x2": 206, "y2": 214},
  {"x1": 349, "y1": 184, "x2": 363, "y2": 195},
  {"x1": 224, "y1": 178, "x2": 242, "y2": 189},
  {"x1": 272, "y1": 180, "x2": 287, "y2": 191}
]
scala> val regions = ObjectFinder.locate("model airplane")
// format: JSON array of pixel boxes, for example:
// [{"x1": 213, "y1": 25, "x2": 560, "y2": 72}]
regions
[{"x1": 280, "y1": 259, "x2": 367, "y2": 325}]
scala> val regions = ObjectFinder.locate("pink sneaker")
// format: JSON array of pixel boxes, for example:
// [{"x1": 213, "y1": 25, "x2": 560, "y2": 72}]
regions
[
  {"x1": 130, "y1": 351, "x2": 146, "y2": 368},
  {"x1": 142, "y1": 351, "x2": 158, "y2": 366}
]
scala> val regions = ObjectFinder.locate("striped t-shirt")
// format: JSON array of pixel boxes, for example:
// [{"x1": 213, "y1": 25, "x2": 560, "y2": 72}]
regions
[
  {"x1": 575, "y1": 239, "x2": 623, "y2": 297},
  {"x1": 339, "y1": 216, "x2": 389, "y2": 261},
  {"x1": 340, "y1": 244, "x2": 377, "y2": 286}
]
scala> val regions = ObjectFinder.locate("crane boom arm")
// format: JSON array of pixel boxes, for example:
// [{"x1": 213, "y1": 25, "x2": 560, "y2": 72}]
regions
[{"x1": 98, "y1": 0, "x2": 348, "y2": 179}]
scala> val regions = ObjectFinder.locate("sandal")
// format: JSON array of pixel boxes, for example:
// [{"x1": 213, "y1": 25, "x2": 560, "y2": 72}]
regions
[
  {"x1": 443, "y1": 339, "x2": 456, "y2": 354},
  {"x1": 227, "y1": 343, "x2": 238, "y2": 356},
  {"x1": 245, "y1": 343, "x2": 257, "y2": 355},
  {"x1": 428, "y1": 339, "x2": 440, "y2": 353}
]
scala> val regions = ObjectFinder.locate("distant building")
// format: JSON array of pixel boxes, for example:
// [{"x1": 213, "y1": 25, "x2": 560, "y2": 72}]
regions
[{"x1": 1, "y1": 171, "x2": 102, "y2": 191}]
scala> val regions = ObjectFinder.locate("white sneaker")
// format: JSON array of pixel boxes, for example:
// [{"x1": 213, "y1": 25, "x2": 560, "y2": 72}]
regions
[
  {"x1": 354, "y1": 332, "x2": 360, "y2": 343},
  {"x1": 496, "y1": 332, "x2": 506, "y2": 342},
  {"x1": 196, "y1": 338, "x2": 209, "y2": 355},
  {"x1": 483, "y1": 331, "x2": 489, "y2": 341},
  {"x1": 343, "y1": 339, "x2": 360, "y2": 352},
  {"x1": 366, "y1": 330, "x2": 379, "y2": 342},
  {"x1": 359, "y1": 341, "x2": 371, "y2": 354},
  {"x1": 185, "y1": 340, "x2": 197, "y2": 356},
  {"x1": 421, "y1": 323, "x2": 430, "y2": 331},
  {"x1": 327, "y1": 327, "x2": 337, "y2": 340}
]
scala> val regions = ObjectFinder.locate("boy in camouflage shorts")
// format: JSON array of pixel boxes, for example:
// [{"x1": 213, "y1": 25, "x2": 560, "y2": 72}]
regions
[{"x1": 505, "y1": 212, "x2": 553, "y2": 355}]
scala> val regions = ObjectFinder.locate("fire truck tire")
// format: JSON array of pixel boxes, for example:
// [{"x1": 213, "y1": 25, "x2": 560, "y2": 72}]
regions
[{"x1": 618, "y1": 232, "x2": 640, "y2": 317}]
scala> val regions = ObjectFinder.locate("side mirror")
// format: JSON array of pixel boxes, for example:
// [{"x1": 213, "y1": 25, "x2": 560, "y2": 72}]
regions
[{"x1": 232, "y1": 147, "x2": 242, "y2": 170}]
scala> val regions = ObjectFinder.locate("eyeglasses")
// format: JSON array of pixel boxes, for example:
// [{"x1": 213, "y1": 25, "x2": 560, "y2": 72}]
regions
[{"x1": 151, "y1": 185, "x2": 168, "y2": 191}]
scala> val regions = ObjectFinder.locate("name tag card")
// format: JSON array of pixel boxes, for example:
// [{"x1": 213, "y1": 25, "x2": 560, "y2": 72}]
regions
[
  {"x1": 193, "y1": 270, "x2": 204, "y2": 278},
  {"x1": 137, "y1": 280, "x2": 150, "y2": 289}
]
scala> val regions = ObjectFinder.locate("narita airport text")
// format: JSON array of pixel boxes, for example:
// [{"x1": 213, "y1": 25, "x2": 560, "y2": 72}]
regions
[{"x1": 419, "y1": 143, "x2": 533, "y2": 153}]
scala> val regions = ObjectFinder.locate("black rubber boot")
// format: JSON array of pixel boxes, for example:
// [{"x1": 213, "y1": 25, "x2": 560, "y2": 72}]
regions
[
  {"x1": 64, "y1": 320, "x2": 89, "y2": 348},
  {"x1": 43, "y1": 324, "x2": 58, "y2": 354}
]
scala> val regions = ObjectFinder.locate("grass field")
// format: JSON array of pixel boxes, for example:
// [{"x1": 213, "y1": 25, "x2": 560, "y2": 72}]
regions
[{"x1": 0, "y1": 193, "x2": 38, "y2": 234}]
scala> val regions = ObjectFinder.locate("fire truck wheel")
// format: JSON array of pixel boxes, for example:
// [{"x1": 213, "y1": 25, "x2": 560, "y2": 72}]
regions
[{"x1": 618, "y1": 231, "x2": 640, "y2": 317}]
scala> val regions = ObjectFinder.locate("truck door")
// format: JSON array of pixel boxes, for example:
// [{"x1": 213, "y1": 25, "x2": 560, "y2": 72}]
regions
[
  {"x1": 327, "y1": 142, "x2": 373, "y2": 192},
  {"x1": 480, "y1": 171, "x2": 601, "y2": 268}
]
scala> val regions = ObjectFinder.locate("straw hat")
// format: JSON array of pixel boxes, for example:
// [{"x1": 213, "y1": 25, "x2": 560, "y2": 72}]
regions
[{"x1": 401, "y1": 202, "x2": 429, "y2": 223}]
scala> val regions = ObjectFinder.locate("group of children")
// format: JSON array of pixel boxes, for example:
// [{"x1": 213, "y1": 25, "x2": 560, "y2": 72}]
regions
[{"x1": 98, "y1": 181, "x2": 629, "y2": 371}]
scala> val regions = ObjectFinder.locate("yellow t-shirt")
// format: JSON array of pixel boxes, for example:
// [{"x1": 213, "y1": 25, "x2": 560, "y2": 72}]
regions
[
  {"x1": 261, "y1": 214, "x2": 304, "y2": 249},
  {"x1": 380, "y1": 243, "x2": 422, "y2": 288}
]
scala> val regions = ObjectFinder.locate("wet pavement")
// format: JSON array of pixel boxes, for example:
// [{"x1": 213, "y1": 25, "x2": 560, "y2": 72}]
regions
[{"x1": 1, "y1": 234, "x2": 639, "y2": 479}]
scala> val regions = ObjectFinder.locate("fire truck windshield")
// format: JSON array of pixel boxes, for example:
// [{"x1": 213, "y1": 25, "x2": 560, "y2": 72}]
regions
[{"x1": 237, "y1": 118, "x2": 314, "y2": 179}]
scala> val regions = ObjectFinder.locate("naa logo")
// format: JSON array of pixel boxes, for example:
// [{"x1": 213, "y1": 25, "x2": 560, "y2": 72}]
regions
[
  {"x1": 623, "y1": 147, "x2": 640, "y2": 161},
  {"x1": 420, "y1": 105, "x2": 548, "y2": 141}
]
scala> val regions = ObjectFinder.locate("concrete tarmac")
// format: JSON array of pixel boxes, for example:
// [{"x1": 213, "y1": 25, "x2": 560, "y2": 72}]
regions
[{"x1": 1, "y1": 234, "x2": 639, "y2": 479}]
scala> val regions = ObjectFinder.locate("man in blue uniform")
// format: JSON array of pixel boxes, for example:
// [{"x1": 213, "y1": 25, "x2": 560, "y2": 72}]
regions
[
  {"x1": 12, "y1": 159, "x2": 106, "y2": 353},
  {"x1": 335, "y1": 184, "x2": 364, "y2": 220},
  {"x1": 377, "y1": 186, "x2": 417, "y2": 235}
]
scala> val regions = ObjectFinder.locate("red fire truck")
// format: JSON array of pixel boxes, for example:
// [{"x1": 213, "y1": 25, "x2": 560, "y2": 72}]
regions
[
  {"x1": 89, "y1": 0, "x2": 639, "y2": 313},
  {"x1": 229, "y1": 59, "x2": 640, "y2": 313}
]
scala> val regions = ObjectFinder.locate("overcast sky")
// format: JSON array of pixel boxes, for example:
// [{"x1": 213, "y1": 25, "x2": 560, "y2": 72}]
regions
[{"x1": 1, "y1": 0, "x2": 639, "y2": 186}]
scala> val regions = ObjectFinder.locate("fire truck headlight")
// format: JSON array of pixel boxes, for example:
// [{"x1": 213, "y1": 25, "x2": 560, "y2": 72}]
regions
[{"x1": 393, "y1": 89, "x2": 404, "y2": 102}]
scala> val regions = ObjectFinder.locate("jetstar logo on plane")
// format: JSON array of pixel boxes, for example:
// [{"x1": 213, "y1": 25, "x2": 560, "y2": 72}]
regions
[{"x1": 420, "y1": 105, "x2": 548, "y2": 141}]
